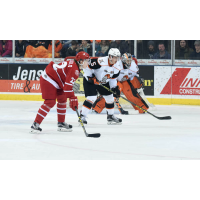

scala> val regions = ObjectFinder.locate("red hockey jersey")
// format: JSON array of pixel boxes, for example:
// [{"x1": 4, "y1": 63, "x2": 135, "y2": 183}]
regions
[{"x1": 42, "y1": 60, "x2": 80, "y2": 98}]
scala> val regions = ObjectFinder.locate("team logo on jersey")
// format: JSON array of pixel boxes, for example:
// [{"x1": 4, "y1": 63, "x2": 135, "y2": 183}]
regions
[
  {"x1": 69, "y1": 60, "x2": 74, "y2": 64},
  {"x1": 110, "y1": 71, "x2": 114, "y2": 74},
  {"x1": 75, "y1": 70, "x2": 79, "y2": 76},
  {"x1": 99, "y1": 59, "x2": 104, "y2": 63},
  {"x1": 120, "y1": 72, "x2": 124, "y2": 74},
  {"x1": 128, "y1": 73, "x2": 132, "y2": 75}
]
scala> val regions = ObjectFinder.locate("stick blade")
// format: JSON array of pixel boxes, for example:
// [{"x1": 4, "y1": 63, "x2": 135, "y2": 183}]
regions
[
  {"x1": 87, "y1": 133, "x2": 101, "y2": 138},
  {"x1": 157, "y1": 116, "x2": 172, "y2": 120}
]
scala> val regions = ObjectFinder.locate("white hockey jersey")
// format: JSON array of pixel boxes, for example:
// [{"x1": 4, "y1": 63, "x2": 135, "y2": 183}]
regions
[
  {"x1": 83, "y1": 56, "x2": 121, "y2": 88},
  {"x1": 117, "y1": 60, "x2": 139, "y2": 82}
]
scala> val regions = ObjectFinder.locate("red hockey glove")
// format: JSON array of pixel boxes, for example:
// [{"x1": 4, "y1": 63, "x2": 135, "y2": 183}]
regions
[{"x1": 70, "y1": 96, "x2": 78, "y2": 111}]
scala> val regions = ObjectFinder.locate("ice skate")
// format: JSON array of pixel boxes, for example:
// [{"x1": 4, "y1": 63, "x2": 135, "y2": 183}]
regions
[
  {"x1": 107, "y1": 114, "x2": 122, "y2": 125},
  {"x1": 78, "y1": 114, "x2": 87, "y2": 125},
  {"x1": 57, "y1": 122, "x2": 73, "y2": 132},
  {"x1": 30, "y1": 122, "x2": 42, "y2": 133}
]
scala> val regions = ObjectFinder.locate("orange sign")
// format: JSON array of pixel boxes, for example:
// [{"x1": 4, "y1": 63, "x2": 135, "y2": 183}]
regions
[{"x1": 0, "y1": 80, "x2": 41, "y2": 93}]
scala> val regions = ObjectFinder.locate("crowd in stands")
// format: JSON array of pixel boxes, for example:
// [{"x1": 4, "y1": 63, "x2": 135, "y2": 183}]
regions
[
  {"x1": 0, "y1": 40, "x2": 200, "y2": 60},
  {"x1": 137, "y1": 40, "x2": 200, "y2": 60},
  {"x1": 0, "y1": 40, "x2": 12, "y2": 57}
]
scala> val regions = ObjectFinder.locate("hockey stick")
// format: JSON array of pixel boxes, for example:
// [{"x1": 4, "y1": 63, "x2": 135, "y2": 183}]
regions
[
  {"x1": 137, "y1": 88, "x2": 156, "y2": 108},
  {"x1": 75, "y1": 107, "x2": 101, "y2": 138},
  {"x1": 99, "y1": 84, "x2": 171, "y2": 120}
]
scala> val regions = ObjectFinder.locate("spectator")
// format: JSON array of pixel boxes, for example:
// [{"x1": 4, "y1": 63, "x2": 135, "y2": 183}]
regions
[
  {"x1": 189, "y1": 40, "x2": 200, "y2": 60},
  {"x1": 65, "y1": 40, "x2": 78, "y2": 57},
  {"x1": 175, "y1": 40, "x2": 194, "y2": 59},
  {"x1": 120, "y1": 40, "x2": 131, "y2": 55},
  {"x1": 60, "y1": 40, "x2": 72, "y2": 56},
  {"x1": 95, "y1": 40, "x2": 109, "y2": 56},
  {"x1": 15, "y1": 40, "x2": 27, "y2": 57},
  {"x1": 48, "y1": 40, "x2": 63, "y2": 58},
  {"x1": 90, "y1": 40, "x2": 101, "y2": 51},
  {"x1": 109, "y1": 40, "x2": 121, "y2": 49},
  {"x1": 153, "y1": 42, "x2": 171, "y2": 59},
  {"x1": 143, "y1": 41, "x2": 156, "y2": 59},
  {"x1": 35, "y1": 40, "x2": 51, "y2": 49},
  {"x1": 26, "y1": 40, "x2": 51, "y2": 49},
  {"x1": 0, "y1": 40, "x2": 12, "y2": 57},
  {"x1": 79, "y1": 40, "x2": 92, "y2": 56}
]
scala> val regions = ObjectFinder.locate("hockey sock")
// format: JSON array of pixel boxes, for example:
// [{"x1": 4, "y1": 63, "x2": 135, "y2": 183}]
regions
[
  {"x1": 57, "y1": 102, "x2": 66, "y2": 123},
  {"x1": 82, "y1": 99, "x2": 93, "y2": 116},
  {"x1": 105, "y1": 102, "x2": 114, "y2": 115},
  {"x1": 34, "y1": 100, "x2": 56, "y2": 124}
]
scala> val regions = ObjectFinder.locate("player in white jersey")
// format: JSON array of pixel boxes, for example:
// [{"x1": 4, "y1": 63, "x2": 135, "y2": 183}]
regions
[
  {"x1": 80, "y1": 48, "x2": 122, "y2": 125},
  {"x1": 92, "y1": 53, "x2": 149, "y2": 114}
]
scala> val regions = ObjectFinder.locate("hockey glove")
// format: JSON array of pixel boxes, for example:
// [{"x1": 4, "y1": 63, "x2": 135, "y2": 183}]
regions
[
  {"x1": 70, "y1": 96, "x2": 78, "y2": 111},
  {"x1": 88, "y1": 76, "x2": 100, "y2": 85},
  {"x1": 138, "y1": 76, "x2": 144, "y2": 88},
  {"x1": 112, "y1": 86, "x2": 120, "y2": 98}
]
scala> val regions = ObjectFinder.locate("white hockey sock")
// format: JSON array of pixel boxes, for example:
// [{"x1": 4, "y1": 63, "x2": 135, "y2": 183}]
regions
[
  {"x1": 81, "y1": 106, "x2": 91, "y2": 116},
  {"x1": 106, "y1": 108, "x2": 114, "y2": 115}
]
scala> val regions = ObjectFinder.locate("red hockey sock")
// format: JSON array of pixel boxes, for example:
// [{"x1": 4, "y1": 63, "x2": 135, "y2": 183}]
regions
[
  {"x1": 57, "y1": 102, "x2": 66, "y2": 123},
  {"x1": 34, "y1": 100, "x2": 56, "y2": 124}
]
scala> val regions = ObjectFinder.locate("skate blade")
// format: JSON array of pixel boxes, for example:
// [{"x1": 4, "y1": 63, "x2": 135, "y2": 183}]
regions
[
  {"x1": 107, "y1": 122, "x2": 122, "y2": 125},
  {"x1": 57, "y1": 128, "x2": 73, "y2": 132},
  {"x1": 29, "y1": 129, "x2": 41, "y2": 134}
]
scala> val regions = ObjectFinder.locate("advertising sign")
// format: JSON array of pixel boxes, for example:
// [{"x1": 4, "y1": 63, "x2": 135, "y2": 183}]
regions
[
  {"x1": 139, "y1": 65, "x2": 154, "y2": 95},
  {"x1": 155, "y1": 66, "x2": 200, "y2": 96}
]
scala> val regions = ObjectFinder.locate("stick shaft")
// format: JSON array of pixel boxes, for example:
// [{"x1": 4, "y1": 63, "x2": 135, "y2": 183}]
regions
[
  {"x1": 75, "y1": 107, "x2": 88, "y2": 137},
  {"x1": 99, "y1": 84, "x2": 171, "y2": 120}
]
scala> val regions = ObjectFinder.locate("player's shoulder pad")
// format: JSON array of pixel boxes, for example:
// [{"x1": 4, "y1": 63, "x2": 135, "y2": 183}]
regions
[
  {"x1": 89, "y1": 58, "x2": 102, "y2": 69},
  {"x1": 130, "y1": 60, "x2": 139, "y2": 72}
]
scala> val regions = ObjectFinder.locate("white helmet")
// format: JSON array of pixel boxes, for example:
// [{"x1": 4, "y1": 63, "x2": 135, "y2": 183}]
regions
[{"x1": 108, "y1": 48, "x2": 121, "y2": 58}]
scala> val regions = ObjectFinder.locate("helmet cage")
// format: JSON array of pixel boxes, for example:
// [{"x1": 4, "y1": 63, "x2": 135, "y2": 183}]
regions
[{"x1": 122, "y1": 53, "x2": 132, "y2": 69}]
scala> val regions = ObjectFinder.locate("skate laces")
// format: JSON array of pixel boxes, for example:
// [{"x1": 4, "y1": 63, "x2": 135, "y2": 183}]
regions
[{"x1": 33, "y1": 122, "x2": 40, "y2": 128}]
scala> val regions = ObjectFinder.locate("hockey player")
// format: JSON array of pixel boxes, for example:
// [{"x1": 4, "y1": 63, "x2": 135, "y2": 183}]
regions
[
  {"x1": 80, "y1": 48, "x2": 122, "y2": 125},
  {"x1": 30, "y1": 51, "x2": 91, "y2": 133},
  {"x1": 92, "y1": 53, "x2": 149, "y2": 114}
]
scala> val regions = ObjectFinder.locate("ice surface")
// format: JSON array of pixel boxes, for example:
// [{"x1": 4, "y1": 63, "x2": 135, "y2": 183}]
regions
[{"x1": 0, "y1": 100, "x2": 200, "y2": 160}]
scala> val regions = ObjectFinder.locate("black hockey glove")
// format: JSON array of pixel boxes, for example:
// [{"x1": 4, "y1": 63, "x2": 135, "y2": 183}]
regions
[
  {"x1": 87, "y1": 74, "x2": 100, "y2": 85},
  {"x1": 112, "y1": 86, "x2": 120, "y2": 98}
]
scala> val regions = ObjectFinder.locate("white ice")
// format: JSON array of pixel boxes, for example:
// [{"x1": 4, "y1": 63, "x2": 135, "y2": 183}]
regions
[{"x1": 0, "y1": 100, "x2": 200, "y2": 160}]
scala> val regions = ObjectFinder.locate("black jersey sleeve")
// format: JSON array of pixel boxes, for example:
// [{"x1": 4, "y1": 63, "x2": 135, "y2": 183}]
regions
[{"x1": 88, "y1": 58, "x2": 102, "y2": 69}]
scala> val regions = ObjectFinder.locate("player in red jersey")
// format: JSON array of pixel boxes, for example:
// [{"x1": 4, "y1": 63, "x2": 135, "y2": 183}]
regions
[{"x1": 30, "y1": 51, "x2": 91, "y2": 133}]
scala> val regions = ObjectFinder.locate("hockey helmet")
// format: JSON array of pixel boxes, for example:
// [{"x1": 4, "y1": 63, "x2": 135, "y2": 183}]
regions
[
  {"x1": 75, "y1": 51, "x2": 91, "y2": 64},
  {"x1": 108, "y1": 48, "x2": 121, "y2": 60},
  {"x1": 121, "y1": 53, "x2": 132, "y2": 69}
]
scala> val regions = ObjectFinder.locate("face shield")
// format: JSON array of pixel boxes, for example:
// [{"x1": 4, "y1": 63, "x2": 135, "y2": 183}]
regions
[
  {"x1": 124, "y1": 59, "x2": 132, "y2": 68},
  {"x1": 79, "y1": 58, "x2": 91, "y2": 69}
]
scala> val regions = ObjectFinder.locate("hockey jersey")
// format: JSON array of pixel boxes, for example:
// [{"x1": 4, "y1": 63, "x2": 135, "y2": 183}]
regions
[
  {"x1": 41, "y1": 60, "x2": 80, "y2": 98},
  {"x1": 117, "y1": 60, "x2": 139, "y2": 82},
  {"x1": 83, "y1": 56, "x2": 121, "y2": 88}
]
